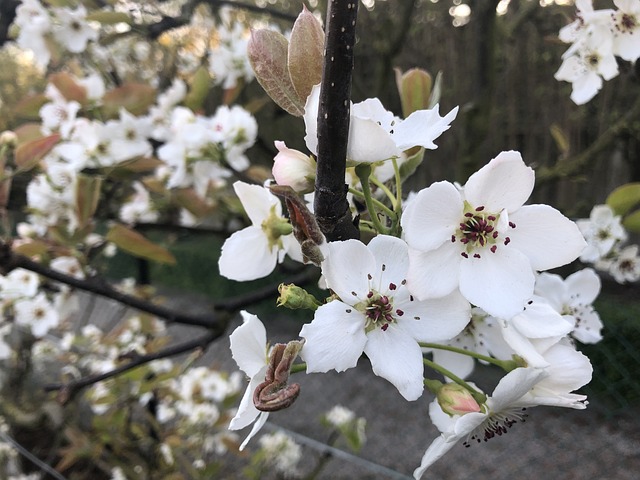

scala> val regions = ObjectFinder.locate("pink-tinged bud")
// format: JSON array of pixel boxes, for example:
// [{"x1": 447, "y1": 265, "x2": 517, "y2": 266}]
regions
[
  {"x1": 437, "y1": 383, "x2": 481, "y2": 416},
  {"x1": 272, "y1": 141, "x2": 316, "y2": 193}
]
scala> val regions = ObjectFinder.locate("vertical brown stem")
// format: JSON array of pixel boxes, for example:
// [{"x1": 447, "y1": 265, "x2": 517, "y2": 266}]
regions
[{"x1": 313, "y1": 0, "x2": 360, "y2": 241}]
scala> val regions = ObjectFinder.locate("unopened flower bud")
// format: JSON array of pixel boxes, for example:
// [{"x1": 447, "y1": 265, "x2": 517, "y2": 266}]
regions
[
  {"x1": 277, "y1": 283, "x2": 321, "y2": 310},
  {"x1": 437, "y1": 383, "x2": 481, "y2": 416},
  {"x1": 272, "y1": 141, "x2": 316, "y2": 193}
]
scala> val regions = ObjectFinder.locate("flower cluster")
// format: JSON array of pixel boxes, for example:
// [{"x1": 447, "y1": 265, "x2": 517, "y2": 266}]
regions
[
  {"x1": 577, "y1": 204, "x2": 640, "y2": 283},
  {"x1": 14, "y1": 0, "x2": 98, "y2": 68},
  {"x1": 555, "y1": 0, "x2": 640, "y2": 104}
]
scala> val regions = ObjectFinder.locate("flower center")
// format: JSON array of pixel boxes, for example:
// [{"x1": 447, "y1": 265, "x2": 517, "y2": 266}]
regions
[
  {"x1": 613, "y1": 12, "x2": 637, "y2": 33},
  {"x1": 362, "y1": 283, "x2": 404, "y2": 332},
  {"x1": 463, "y1": 407, "x2": 528, "y2": 447},
  {"x1": 452, "y1": 203, "x2": 514, "y2": 259}
]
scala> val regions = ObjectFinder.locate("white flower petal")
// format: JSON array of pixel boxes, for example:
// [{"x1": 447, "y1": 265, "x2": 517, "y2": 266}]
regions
[
  {"x1": 364, "y1": 325, "x2": 425, "y2": 401},
  {"x1": 392, "y1": 105, "x2": 458, "y2": 151},
  {"x1": 229, "y1": 365, "x2": 267, "y2": 430},
  {"x1": 413, "y1": 433, "x2": 459, "y2": 480},
  {"x1": 508, "y1": 204, "x2": 586, "y2": 271},
  {"x1": 534, "y1": 273, "x2": 566, "y2": 312},
  {"x1": 233, "y1": 181, "x2": 280, "y2": 225},
  {"x1": 303, "y1": 84, "x2": 321, "y2": 155},
  {"x1": 347, "y1": 116, "x2": 400, "y2": 163},
  {"x1": 239, "y1": 411, "x2": 269, "y2": 451},
  {"x1": 322, "y1": 239, "x2": 374, "y2": 301},
  {"x1": 500, "y1": 323, "x2": 551, "y2": 367},
  {"x1": 406, "y1": 244, "x2": 461, "y2": 299},
  {"x1": 489, "y1": 367, "x2": 547, "y2": 411},
  {"x1": 218, "y1": 227, "x2": 277, "y2": 281},
  {"x1": 300, "y1": 301, "x2": 367, "y2": 373},
  {"x1": 398, "y1": 290, "x2": 470, "y2": 342},
  {"x1": 402, "y1": 181, "x2": 463, "y2": 252},
  {"x1": 459, "y1": 248, "x2": 534, "y2": 319},
  {"x1": 537, "y1": 343, "x2": 592, "y2": 393},
  {"x1": 510, "y1": 299, "x2": 573, "y2": 338},
  {"x1": 565, "y1": 268, "x2": 601, "y2": 304},
  {"x1": 229, "y1": 312, "x2": 268, "y2": 377},
  {"x1": 463, "y1": 151, "x2": 534, "y2": 213},
  {"x1": 367, "y1": 235, "x2": 409, "y2": 293}
]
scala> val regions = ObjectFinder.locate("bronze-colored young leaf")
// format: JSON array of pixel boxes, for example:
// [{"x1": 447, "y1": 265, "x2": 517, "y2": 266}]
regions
[
  {"x1": 12, "y1": 93, "x2": 48, "y2": 121},
  {"x1": 288, "y1": 6, "x2": 324, "y2": 102},
  {"x1": 395, "y1": 68, "x2": 432, "y2": 118},
  {"x1": 103, "y1": 83, "x2": 157, "y2": 117},
  {"x1": 75, "y1": 174, "x2": 103, "y2": 229},
  {"x1": 106, "y1": 224, "x2": 177, "y2": 265},
  {"x1": 49, "y1": 72, "x2": 87, "y2": 104},
  {"x1": 15, "y1": 133, "x2": 61, "y2": 172},
  {"x1": 14, "y1": 123, "x2": 44, "y2": 143},
  {"x1": 248, "y1": 29, "x2": 305, "y2": 116}
]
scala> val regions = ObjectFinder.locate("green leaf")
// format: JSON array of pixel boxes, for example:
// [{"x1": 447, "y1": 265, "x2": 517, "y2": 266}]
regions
[
  {"x1": 106, "y1": 224, "x2": 176, "y2": 265},
  {"x1": 102, "y1": 83, "x2": 157, "y2": 117},
  {"x1": 622, "y1": 209, "x2": 640, "y2": 233},
  {"x1": 15, "y1": 133, "x2": 60, "y2": 172},
  {"x1": 248, "y1": 29, "x2": 305, "y2": 116},
  {"x1": 606, "y1": 183, "x2": 640, "y2": 216},
  {"x1": 288, "y1": 6, "x2": 324, "y2": 102},
  {"x1": 184, "y1": 66, "x2": 211, "y2": 111}
]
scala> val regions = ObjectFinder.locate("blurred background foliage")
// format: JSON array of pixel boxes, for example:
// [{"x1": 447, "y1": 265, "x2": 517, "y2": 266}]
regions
[{"x1": 1, "y1": 0, "x2": 639, "y2": 421}]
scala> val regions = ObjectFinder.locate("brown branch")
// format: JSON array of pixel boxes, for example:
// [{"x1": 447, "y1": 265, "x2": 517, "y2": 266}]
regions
[
  {"x1": 0, "y1": 242, "x2": 230, "y2": 329},
  {"x1": 0, "y1": 240, "x2": 318, "y2": 326},
  {"x1": 313, "y1": 0, "x2": 361, "y2": 242},
  {"x1": 535, "y1": 93, "x2": 640, "y2": 185},
  {"x1": 43, "y1": 329, "x2": 220, "y2": 403}
]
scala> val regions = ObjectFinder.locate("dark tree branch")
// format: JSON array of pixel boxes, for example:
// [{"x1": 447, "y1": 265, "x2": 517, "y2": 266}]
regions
[
  {"x1": 0, "y1": 242, "x2": 229, "y2": 329},
  {"x1": 313, "y1": 0, "x2": 361, "y2": 242},
  {"x1": 43, "y1": 328, "x2": 221, "y2": 403},
  {"x1": 0, "y1": 241, "x2": 318, "y2": 329}
]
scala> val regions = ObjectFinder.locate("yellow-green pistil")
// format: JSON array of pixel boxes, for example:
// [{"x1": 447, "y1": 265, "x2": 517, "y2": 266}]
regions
[{"x1": 261, "y1": 205, "x2": 293, "y2": 250}]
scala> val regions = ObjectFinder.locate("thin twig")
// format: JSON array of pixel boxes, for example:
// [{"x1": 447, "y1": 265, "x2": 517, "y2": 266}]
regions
[
  {"x1": 0, "y1": 243, "x2": 228, "y2": 329},
  {"x1": 43, "y1": 329, "x2": 220, "y2": 399},
  {"x1": 0, "y1": 430, "x2": 69, "y2": 480},
  {"x1": 0, "y1": 241, "x2": 318, "y2": 330}
]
